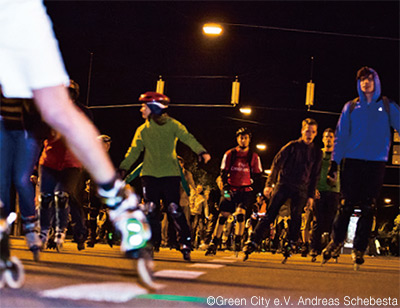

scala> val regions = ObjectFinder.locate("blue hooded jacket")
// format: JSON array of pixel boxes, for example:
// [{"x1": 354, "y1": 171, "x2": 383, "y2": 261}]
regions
[{"x1": 332, "y1": 68, "x2": 400, "y2": 163}]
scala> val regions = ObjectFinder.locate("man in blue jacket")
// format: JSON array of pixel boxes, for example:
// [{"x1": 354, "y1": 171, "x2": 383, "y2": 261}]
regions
[{"x1": 323, "y1": 67, "x2": 400, "y2": 269}]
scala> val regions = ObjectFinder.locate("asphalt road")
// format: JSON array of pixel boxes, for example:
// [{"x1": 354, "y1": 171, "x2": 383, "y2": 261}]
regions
[{"x1": 1, "y1": 237, "x2": 399, "y2": 308}]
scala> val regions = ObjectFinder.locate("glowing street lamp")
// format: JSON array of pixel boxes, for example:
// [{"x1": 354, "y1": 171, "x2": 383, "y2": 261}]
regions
[
  {"x1": 239, "y1": 107, "x2": 252, "y2": 115},
  {"x1": 202, "y1": 23, "x2": 223, "y2": 36},
  {"x1": 256, "y1": 144, "x2": 267, "y2": 151}
]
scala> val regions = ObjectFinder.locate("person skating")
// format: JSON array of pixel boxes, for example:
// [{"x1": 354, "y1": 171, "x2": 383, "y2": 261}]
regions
[
  {"x1": 119, "y1": 91, "x2": 211, "y2": 261},
  {"x1": 322, "y1": 67, "x2": 399, "y2": 270},
  {"x1": 243, "y1": 118, "x2": 322, "y2": 262},
  {"x1": 206, "y1": 128, "x2": 263, "y2": 256}
]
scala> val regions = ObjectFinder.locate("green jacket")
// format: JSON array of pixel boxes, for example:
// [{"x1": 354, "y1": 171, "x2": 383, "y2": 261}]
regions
[{"x1": 120, "y1": 117, "x2": 206, "y2": 178}]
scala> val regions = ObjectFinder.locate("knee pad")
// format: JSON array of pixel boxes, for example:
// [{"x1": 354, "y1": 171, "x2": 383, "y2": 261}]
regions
[
  {"x1": 167, "y1": 202, "x2": 182, "y2": 218},
  {"x1": 54, "y1": 191, "x2": 69, "y2": 209},
  {"x1": 236, "y1": 213, "x2": 245, "y2": 223},
  {"x1": 39, "y1": 193, "x2": 53, "y2": 209},
  {"x1": 218, "y1": 215, "x2": 228, "y2": 225}
]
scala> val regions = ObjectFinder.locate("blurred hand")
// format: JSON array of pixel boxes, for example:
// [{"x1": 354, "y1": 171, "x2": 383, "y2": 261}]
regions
[{"x1": 202, "y1": 153, "x2": 211, "y2": 164}]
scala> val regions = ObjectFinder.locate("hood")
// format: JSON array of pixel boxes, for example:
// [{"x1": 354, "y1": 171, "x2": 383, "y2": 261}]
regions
[{"x1": 357, "y1": 67, "x2": 381, "y2": 103}]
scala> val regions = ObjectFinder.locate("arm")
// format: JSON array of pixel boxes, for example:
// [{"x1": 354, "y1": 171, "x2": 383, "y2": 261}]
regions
[
  {"x1": 332, "y1": 102, "x2": 352, "y2": 164},
  {"x1": 388, "y1": 101, "x2": 400, "y2": 132},
  {"x1": 308, "y1": 148, "x2": 322, "y2": 199},
  {"x1": 174, "y1": 120, "x2": 210, "y2": 162},
  {"x1": 119, "y1": 128, "x2": 145, "y2": 172},
  {"x1": 266, "y1": 143, "x2": 292, "y2": 188}
]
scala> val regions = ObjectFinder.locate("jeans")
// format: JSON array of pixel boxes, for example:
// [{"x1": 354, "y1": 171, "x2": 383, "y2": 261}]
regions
[{"x1": 0, "y1": 121, "x2": 41, "y2": 222}]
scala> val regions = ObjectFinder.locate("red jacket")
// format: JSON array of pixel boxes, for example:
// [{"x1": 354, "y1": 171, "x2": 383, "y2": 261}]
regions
[{"x1": 39, "y1": 137, "x2": 81, "y2": 170}]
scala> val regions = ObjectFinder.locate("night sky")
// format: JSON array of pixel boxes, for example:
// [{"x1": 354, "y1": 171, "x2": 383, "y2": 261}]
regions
[{"x1": 44, "y1": 0, "x2": 399, "y2": 212}]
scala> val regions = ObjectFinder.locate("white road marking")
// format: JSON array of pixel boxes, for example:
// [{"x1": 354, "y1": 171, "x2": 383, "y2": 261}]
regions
[
  {"x1": 209, "y1": 258, "x2": 237, "y2": 263},
  {"x1": 40, "y1": 282, "x2": 149, "y2": 303},
  {"x1": 188, "y1": 263, "x2": 225, "y2": 269},
  {"x1": 153, "y1": 270, "x2": 205, "y2": 279}
]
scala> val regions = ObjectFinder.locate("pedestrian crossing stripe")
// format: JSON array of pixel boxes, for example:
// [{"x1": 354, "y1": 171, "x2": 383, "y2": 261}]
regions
[
  {"x1": 209, "y1": 258, "x2": 236, "y2": 263},
  {"x1": 153, "y1": 270, "x2": 205, "y2": 279},
  {"x1": 40, "y1": 282, "x2": 149, "y2": 303},
  {"x1": 136, "y1": 294, "x2": 207, "y2": 303},
  {"x1": 188, "y1": 263, "x2": 225, "y2": 269}
]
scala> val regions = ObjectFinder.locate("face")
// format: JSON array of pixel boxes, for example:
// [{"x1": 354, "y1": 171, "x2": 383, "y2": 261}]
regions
[
  {"x1": 140, "y1": 103, "x2": 151, "y2": 119},
  {"x1": 237, "y1": 134, "x2": 250, "y2": 148},
  {"x1": 196, "y1": 185, "x2": 203, "y2": 194},
  {"x1": 301, "y1": 124, "x2": 318, "y2": 145},
  {"x1": 360, "y1": 74, "x2": 375, "y2": 95},
  {"x1": 322, "y1": 132, "x2": 334, "y2": 149}
]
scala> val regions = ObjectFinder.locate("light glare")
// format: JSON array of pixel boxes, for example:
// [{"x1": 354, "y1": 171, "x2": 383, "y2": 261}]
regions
[
  {"x1": 203, "y1": 23, "x2": 223, "y2": 35},
  {"x1": 256, "y1": 144, "x2": 267, "y2": 150},
  {"x1": 239, "y1": 107, "x2": 252, "y2": 115}
]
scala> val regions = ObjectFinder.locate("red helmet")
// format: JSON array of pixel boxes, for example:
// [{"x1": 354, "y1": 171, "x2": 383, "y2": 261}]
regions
[{"x1": 138, "y1": 92, "x2": 170, "y2": 105}]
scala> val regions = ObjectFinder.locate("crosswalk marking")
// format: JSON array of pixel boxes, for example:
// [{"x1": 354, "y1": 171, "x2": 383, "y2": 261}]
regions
[
  {"x1": 209, "y1": 258, "x2": 237, "y2": 263},
  {"x1": 40, "y1": 282, "x2": 149, "y2": 303},
  {"x1": 188, "y1": 263, "x2": 225, "y2": 269},
  {"x1": 153, "y1": 270, "x2": 205, "y2": 279}
]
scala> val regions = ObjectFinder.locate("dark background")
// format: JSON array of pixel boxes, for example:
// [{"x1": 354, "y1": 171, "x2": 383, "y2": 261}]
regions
[{"x1": 44, "y1": 0, "x2": 399, "y2": 222}]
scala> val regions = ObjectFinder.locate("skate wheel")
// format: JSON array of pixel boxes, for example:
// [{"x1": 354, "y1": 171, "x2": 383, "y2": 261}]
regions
[
  {"x1": 311, "y1": 257, "x2": 316, "y2": 262},
  {"x1": 136, "y1": 257, "x2": 155, "y2": 290},
  {"x1": 0, "y1": 271, "x2": 5, "y2": 289},
  {"x1": 4, "y1": 257, "x2": 25, "y2": 289},
  {"x1": 33, "y1": 249, "x2": 40, "y2": 262},
  {"x1": 353, "y1": 263, "x2": 360, "y2": 271},
  {"x1": 282, "y1": 257, "x2": 288, "y2": 264}
]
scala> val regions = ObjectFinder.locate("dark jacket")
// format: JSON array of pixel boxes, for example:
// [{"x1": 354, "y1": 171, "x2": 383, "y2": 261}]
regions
[{"x1": 266, "y1": 138, "x2": 322, "y2": 198}]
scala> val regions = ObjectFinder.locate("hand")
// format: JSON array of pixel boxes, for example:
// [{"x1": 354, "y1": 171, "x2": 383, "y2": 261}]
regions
[
  {"x1": 201, "y1": 153, "x2": 211, "y2": 164},
  {"x1": 315, "y1": 189, "x2": 321, "y2": 200},
  {"x1": 327, "y1": 161, "x2": 338, "y2": 186},
  {"x1": 263, "y1": 186, "x2": 273, "y2": 199},
  {"x1": 305, "y1": 198, "x2": 314, "y2": 211},
  {"x1": 30, "y1": 175, "x2": 38, "y2": 185}
]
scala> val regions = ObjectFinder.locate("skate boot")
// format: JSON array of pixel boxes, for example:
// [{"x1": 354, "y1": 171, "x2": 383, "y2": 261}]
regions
[
  {"x1": 310, "y1": 249, "x2": 318, "y2": 262},
  {"x1": 282, "y1": 241, "x2": 294, "y2": 264},
  {"x1": 22, "y1": 217, "x2": 42, "y2": 261},
  {"x1": 234, "y1": 235, "x2": 242, "y2": 257},
  {"x1": 351, "y1": 249, "x2": 364, "y2": 271},
  {"x1": 86, "y1": 219, "x2": 97, "y2": 248},
  {"x1": 98, "y1": 179, "x2": 153, "y2": 289},
  {"x1": 205, "y1": 238, "x2": 220, "y2": 256},
  {"x1": 243, "y1": 240, "x2": 257, "y2": 261},
  {"x1": 180, "y1": 244, "x2": 191, "y2": 262},
  {"x1": 322, "y1": 241, "x2": 341, "y2": 264},
  {"x1": 54, "y1": 230, "x2": 66, "y2": 252},
  {"x1": 300, "y1": 243, "x2": 309, "y2": 258},
  {"x1": 0, "y1": 212, "x2": 25, "y2": 289},
  {"x1": 25, "y1": 231, "x2": 42, "y2": 261}
]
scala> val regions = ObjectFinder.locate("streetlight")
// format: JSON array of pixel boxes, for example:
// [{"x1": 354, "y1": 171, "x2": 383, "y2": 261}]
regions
[
  {"x1": 256, "y1": 144, "x2": 267, "y2": 151},
  {"x1": 239, "y1": 107, "x2": 252, "y2": 115},
  {"x1": 202, "y1": 23, "x2": 223, "y2": 36}
]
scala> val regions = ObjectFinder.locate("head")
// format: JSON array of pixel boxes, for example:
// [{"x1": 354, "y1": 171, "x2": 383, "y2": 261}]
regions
[
  {"x1": 301, "y1": 118, "x2": 318, "y2": 145},
  {"x1": 357, "y1": 67, "x2": 375, "y2": 95},
  {"x1": 68, "y1": 79, "x2": 80, "y2": 101},
  {"x1": 322, "y1": 128, "x2": 335, "y2": 150},
  {"x1": 139, "y1": 91, "x2": 170, "y2": 121},
  {"x1": 97, "y1": 134, "x2": 112, "y2": 152},
  {"x1": 236, "y1": 127, "x2": 251, "y2": 149}
]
